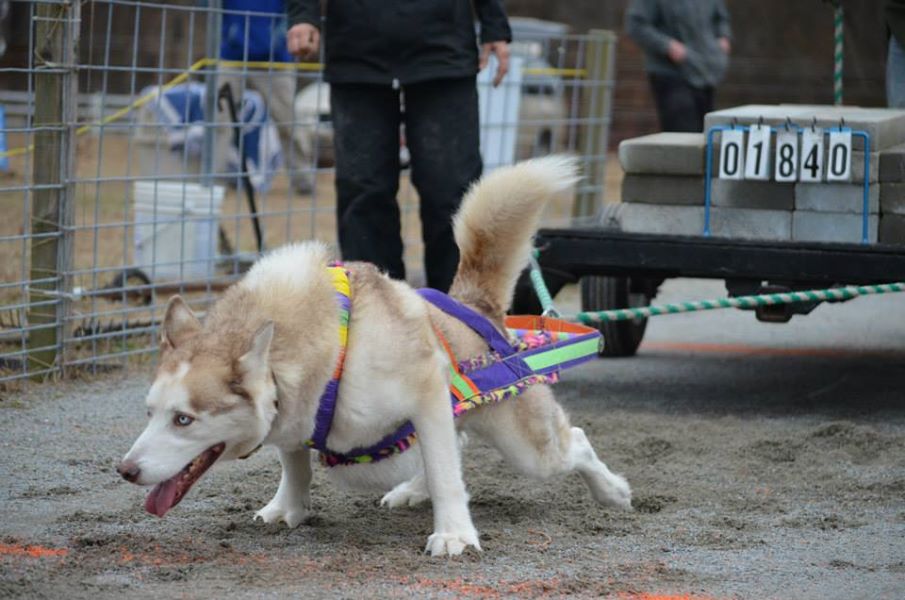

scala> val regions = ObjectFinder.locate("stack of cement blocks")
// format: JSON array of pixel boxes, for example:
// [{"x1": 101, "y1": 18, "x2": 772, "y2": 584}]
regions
[{"x1": 614, "y1": 105, "x2": 905, "y2": 245}]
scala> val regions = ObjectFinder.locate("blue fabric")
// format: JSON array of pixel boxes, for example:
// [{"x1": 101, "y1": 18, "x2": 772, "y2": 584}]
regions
[
  {"x1": 220, "y1": 0, "x2": 291, "y2": 63},
  {"x1": 146, "y1": 82, "x2": 282, "y2": 192},
  {"x1": 888, "y1": 36, "x2": 905, "y2": 109}
]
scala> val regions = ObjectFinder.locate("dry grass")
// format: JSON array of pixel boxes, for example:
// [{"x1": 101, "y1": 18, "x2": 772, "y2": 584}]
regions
[{"x1": 1, "y1": 131, "x2": 623, "y2": 376}]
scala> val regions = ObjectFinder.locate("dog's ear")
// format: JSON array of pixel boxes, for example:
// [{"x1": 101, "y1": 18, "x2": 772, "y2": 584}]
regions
[
  {"x1": 237, "y1": 321, "x2": 274, "y2": 378},
  {"x1": 160, "y1": 295, "x2": 202, "y2": 352}
]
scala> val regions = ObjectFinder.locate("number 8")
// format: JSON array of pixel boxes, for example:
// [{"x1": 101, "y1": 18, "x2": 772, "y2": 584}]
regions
[{"x1": 779, "y1": 144, "x2": 794, "y2": 177}]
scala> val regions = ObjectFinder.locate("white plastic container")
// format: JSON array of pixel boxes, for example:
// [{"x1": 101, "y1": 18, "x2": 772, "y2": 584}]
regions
[{"x1": 133, "y1": 181, "x2": 224, "y2": 281}]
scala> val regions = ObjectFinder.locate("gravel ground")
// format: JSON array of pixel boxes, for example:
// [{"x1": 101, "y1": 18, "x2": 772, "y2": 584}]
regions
[{"x1": 1, "y1": 279, "x2": 904, "y2": 599}]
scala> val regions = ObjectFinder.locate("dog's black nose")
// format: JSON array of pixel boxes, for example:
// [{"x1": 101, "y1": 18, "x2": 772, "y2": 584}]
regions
[{"x1": 116, "y1": 460, "x2": 140, "y2": 483}]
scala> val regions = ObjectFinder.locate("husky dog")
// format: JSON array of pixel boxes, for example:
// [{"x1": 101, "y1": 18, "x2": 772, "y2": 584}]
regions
[{"x1": 118, "y1": 156, "x2": 632, "y2": 557}]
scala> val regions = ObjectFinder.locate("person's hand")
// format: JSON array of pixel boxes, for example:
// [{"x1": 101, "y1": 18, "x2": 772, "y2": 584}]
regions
[
  {"x1": 479, "y1": 41, "x2": 510, "y2": 87},
  {"x1": 667, "y1": 39, "x2": 687, "y2": 64},
  {"x1": 287, "y1": 23, "x2": 320, "y2": 59},
  {"x1": 718, "y1": 37, "x2": 731, "y2": 55}
]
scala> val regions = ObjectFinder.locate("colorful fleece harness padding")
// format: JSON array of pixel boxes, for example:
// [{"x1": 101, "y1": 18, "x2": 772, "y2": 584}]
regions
[{"x1": 305, "y1": 265, "x2": 603, "y2": 467}]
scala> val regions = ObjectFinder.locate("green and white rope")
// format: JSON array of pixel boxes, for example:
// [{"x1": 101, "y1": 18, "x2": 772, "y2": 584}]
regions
[
  {"x1": 833, "y1": 1, "x2": 844, "y2": 106},
  {"x1": 574, "y1": 282, "x2": 905, "y2": 325}
]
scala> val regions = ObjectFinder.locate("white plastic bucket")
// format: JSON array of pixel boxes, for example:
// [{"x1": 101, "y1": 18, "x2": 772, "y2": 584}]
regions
[{"x1": 133, "y1": 181, "x2": 225, "y2": 281}]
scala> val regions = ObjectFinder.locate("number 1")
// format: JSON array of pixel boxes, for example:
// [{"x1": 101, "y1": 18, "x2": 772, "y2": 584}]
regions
[{"x1": 744, "y1": 127, "x2": 771, "y2": 180}]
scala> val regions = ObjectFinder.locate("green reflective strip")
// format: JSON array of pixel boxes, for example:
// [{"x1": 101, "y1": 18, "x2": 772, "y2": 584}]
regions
[
  {"x1": 522, "y1": 337, "x2": 600, "y2": 371},
  {"x1": 450, "y1": 370, "x2": 477, "y2": 399}
]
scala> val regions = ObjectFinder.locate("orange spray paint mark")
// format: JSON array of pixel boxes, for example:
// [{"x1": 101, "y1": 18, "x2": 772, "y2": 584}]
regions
[
  {"x1": 621, "y1": 594, "x2": 720, "y2": 600},
  {"x1": 0, "y1": 543, "x2": 69, "y2": 558}
]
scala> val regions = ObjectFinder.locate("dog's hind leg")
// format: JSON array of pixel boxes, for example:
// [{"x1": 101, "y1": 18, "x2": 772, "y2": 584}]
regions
[
  {"x1": 380, "y1": 470, "x2": 430, "y2": 508},
  {"x1": 380, "y1": 432, "x2": 468, "y2": 509},
  {"x1": 255, "y1": 446, "x2": 313, "y2": 528},
  {"x1": 463, "y1": 385, "x2": 632, "y2": 510}
]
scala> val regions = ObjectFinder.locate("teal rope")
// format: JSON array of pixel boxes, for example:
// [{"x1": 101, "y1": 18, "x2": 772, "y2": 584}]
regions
[
  {"x1": 529, "y1": 250, "x2": 558, "y2": 316},
  {"x1": 574, "y1": 282, "x2": 905, "y2": 325},
  {"x1": 833, "y1": 2, "x2": 844, "y2": 105}
]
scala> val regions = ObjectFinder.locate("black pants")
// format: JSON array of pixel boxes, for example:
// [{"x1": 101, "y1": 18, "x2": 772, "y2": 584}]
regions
[
  {"x1": 649, "y1": 73, "x2": 714, "y2": 133},
  {"x1": 331, "y1": 77, "x2": 482, "y2": 292}
]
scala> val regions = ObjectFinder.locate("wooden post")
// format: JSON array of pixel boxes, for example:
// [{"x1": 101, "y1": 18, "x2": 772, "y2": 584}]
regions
[
  {"x1": 574, "y1": 29, "x2": 617, "y2": 221},
  {"x1": 27, "y1": 0, "x2": 78, "y2": 379}
]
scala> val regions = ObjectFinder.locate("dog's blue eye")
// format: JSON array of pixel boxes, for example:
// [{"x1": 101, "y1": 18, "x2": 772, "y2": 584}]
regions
[{"x1": 173, "y1": 413, "x2": 194, "y2": 427}]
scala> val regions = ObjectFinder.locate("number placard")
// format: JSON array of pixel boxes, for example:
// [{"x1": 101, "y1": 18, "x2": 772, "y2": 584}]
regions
[
  {"x1": 719, "y1": 129, "x2": 746, "y2": 180},
  {"x1": 800, "y1": 128, "x2": 825, "y2": 182},
  {"x1": 744, "y1": 126, "x2": 771, "y2": 180},
  {"x1": 774, "y1": 130, "x2": 799, "y2": 182},
  {"x1": 826, "y1": 130, "x2": 852, "y2": 182}
]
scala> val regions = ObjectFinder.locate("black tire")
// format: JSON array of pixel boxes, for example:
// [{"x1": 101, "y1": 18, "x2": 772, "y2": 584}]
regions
[{"x1": 580, "y1": 276, "x2": 649, "y2": 357}]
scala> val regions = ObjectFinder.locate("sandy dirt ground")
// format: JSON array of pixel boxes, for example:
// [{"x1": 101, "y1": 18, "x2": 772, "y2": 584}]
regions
[{"x1": 1, "y1": 280, "x2": 904, "y2": 599}]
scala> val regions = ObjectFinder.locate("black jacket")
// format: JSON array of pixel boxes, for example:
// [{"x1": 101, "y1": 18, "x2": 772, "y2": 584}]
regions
[{"x1": 287, "y1": 0, "x2": 511, "y2": 85}]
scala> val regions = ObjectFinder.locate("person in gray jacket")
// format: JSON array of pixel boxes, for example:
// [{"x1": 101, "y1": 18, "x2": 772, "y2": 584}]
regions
[{"x1": 626, "y1": 0, "x2": 731, "y2": 132}]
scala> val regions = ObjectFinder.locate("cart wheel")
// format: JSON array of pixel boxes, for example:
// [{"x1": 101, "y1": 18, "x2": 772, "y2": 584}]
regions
[
  {"x1": 106, "y1": 268, "x2": 153, "y2": 306},
  {"x1": 580, "y1": 276, "x2": 649, "y2": 357}
]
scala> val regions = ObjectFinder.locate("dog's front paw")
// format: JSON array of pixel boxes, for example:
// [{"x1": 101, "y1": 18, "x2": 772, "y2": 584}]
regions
[
  {"x1": 254, "y1": 499, "x2": 309, "y2": 528},
  {"x1": 424, "y1": 528, "x2": 481, "y2": 557},
  {"x1": 380, "y1": 480, "x2": 430, "y2": 509}
]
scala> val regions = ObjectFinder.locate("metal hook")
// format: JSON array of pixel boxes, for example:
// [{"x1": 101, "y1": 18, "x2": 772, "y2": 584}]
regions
[
  {"x1": 784, "y1": 116, "x2": 793, "y2": 132},
  {"x1": 811, "y1": 116, "x2": 817, "y2": 133},
  {"x1": 839, "y1": 116, "x2": 845, "y2": 131},
  {"x1": 757, "y1": 115, "x2": 764, "y2": 130},
  {"x1": 731, "y1": 117, "x2": 738, "y2": 130}
]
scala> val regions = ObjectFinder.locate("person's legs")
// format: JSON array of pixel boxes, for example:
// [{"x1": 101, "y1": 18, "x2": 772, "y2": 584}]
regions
[
  {"x1": 250, "y1": 70, "x2": 315, "y2": 193},
  {"x1": 331, "y1": 83, "x2": 405, "y2": 280},
  {"x1": 403, "y1": 77, "x2": 482, "y2": 292},
  {"x1": 695, "y1": 85, "x2": 715, "y2": 124},
  {"x1": 648, "y1": 73, "x2": 704, "y2": 132},
  {"x1": 888, "y1": 36, "x2": 905, "y2": 109}
]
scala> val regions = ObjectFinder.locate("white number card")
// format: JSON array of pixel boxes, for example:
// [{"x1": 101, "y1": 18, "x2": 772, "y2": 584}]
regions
[
  {"x1": 774, "y1": 130, "x2": 799, "y2": 182},
  {"x1": 799, "y1": 128, "x2": 825, "y2": 182},
  {"x1": 826, "y1": 130, "x2": 852, "y2": 182},
  {"x1": 744, "y1": 126, "x2": 772, "y2": 180},
  {"x1": 719, "y1": 129, "x2": 746, "y2": 180}
]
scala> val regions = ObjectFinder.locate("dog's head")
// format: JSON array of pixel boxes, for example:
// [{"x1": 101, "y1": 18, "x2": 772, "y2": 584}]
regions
[{"x1": 118, "y1": 296, "x2": 279, "y2": 517}]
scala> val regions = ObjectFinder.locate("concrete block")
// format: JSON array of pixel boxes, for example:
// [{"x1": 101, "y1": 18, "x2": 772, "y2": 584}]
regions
[
  {"x1": 851, "y1": 152, "x2": 879, "y2": 183},
  {"x1": 880, "y1": 143, "x2": 905, "y2": 182},
  {"x1": 710, "y1": 207, "x2": 792, "y2": 241},
  {"x1": 880, "y1": 214, "x2": 905, "y2": 244},
  {"x1": 616, "y1": 203, "x2": 705, "y2": 236},
  {"x1": 704, "y1": 104, "x2": 905, "y2": 150},
  {"x1": 711, "y1": 179, "x2": 795, "y2": 210},
  {"x1": 621, "y1": 174, "x2": 705, "y2": 205},
  {"x1": 794, "y1": 183, "x2": 879, "y2": 214},
  {"x1": 615, "y1": 203, "x2": 791, "y2": 240},
  {"x1": 880, "y1": 183, "x2": 905, "y2": 215},
  {"x1": 618, "y1": 133, "x2": 707, "y2": 175},
  {"x1": 792, "y1": 211, "x2": 879, "y2": 244}
]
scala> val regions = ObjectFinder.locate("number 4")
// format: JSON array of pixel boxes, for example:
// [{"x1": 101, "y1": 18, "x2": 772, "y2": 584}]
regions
[{"x1": 800, "y1": 128, "x2": 824, "y2": 182}]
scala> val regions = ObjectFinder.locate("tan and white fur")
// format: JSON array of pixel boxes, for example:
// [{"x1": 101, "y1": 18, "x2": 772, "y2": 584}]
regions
[{"x1": 120, "y1": 156, "x2": 632, "y2": 557}]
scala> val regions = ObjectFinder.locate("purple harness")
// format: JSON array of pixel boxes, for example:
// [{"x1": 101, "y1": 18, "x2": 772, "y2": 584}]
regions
[{"x1": 307, "y1": 283, "x2": 600, "y2": 467}]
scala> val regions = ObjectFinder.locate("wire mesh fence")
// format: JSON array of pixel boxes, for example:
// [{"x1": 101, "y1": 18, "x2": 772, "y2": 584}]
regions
[{"x1": 0, "y1": 0, "x2": 615, "y2": 384}]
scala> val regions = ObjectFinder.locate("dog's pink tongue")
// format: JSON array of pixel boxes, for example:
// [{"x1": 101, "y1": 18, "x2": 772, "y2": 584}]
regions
[{"x1": 145, "y1": 478, "x2": 179, "y2": 518}]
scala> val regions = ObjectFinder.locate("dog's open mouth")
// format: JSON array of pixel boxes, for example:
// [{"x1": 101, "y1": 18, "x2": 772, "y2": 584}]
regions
[{"x1": 145, "y1": 442, "x2": 225, "y2": 517}]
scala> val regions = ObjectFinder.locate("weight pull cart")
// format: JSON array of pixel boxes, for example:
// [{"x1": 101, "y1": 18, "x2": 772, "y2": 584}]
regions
[{"x1": 514, "y1": 124, "x2": 905, "y2": 357}]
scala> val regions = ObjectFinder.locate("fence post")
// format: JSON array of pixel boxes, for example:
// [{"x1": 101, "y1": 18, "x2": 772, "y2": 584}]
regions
[
  {"x1": 201, "y1": 0, "x2": 222, "y2": 184},
  {"x1": 27, "y1": 0, "x2": 79, "y2": 379},
  {"x1": 574, "y1": 29, "x2": 616, "y2": 221}
]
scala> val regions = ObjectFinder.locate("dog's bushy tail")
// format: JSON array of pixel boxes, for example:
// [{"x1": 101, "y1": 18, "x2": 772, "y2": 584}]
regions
[{"x1": 449, "y1": 155, "x2": 579, "y2": 317}]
